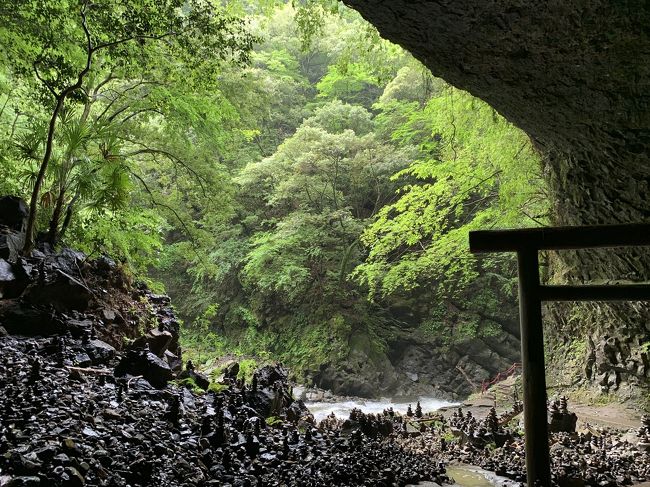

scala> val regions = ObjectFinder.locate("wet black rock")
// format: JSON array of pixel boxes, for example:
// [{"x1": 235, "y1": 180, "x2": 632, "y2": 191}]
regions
[
  {"x1": 548, "y1": 396, "x2": 578, "y2": 434},
  {"x1": 0, "y1": 196, "x2": 28, "y2": 231},
  {"x1": 83, "y1": 339, "x2": 116, "y2": 365},
  {"x1": 177, "y1": 360, "x2": 210, "y2": 390},
  {"x1": 0, "y1": 301, "x2": 67, "y2": 336},
  {"x1": 4, "y1": 476, "x2": 41, "y2": 486},
  {"x1": 132, "y1": 327, "x2": 173, "y2": 357},
  {"x1": 223, "y1": 361, "x2": 239, "y2": 381},
  {"x1": 0, "y1": 335, "x2": 450, "y2": 487},
  {"x1": 0, "y1": 217, "x2": 183, "y2": 364},
  {"x1": 24, "y1": 267, "x2": 92, "y2": 313},
  {"x1": 114, "y1": 345, "x2": 173, "y2": 389},
  {"x1": 0, "y1": 260, "x2": 25, "y2": 299}
]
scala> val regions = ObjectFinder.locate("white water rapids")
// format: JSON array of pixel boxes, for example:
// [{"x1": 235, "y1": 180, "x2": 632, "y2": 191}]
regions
[{"x1": 296, "y1": 387, "x2": 459, "y2": 422}]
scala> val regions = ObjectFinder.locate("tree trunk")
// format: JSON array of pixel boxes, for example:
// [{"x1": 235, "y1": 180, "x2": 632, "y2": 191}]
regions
[
  {"x1": 22, "y1": 4, "x2": 94, "y2": 254},
  {"x1": 58, "y1": 192, "x2": 80, "y2": 241},
  {"x1": 23, "y1": 95, "x2": 65, "y2": 253},
  {"x1": 46, "y1": 187, "x2": 66, "y2": 246}
]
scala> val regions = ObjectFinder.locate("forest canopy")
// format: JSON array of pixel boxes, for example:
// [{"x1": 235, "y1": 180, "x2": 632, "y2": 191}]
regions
[{"x1": 0, "y1": 1, "x2": 547, "y2": 380}]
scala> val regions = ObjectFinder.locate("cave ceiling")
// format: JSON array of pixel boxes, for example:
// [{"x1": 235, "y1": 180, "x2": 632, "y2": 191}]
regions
[{"x1": 344, "y1": 1, "x2": 650, "y2": 167}]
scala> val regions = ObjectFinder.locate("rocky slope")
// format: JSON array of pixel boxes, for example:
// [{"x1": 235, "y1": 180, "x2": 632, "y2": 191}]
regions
[
  {"x1": 0, "y1": 197, "x2": 449, "y2": 486},
  {"x1": 0, "y1": 330, "x2": 455, "y2": 486},
  {"x1": 313, "y1": 328, "x2": 521, "y2": 401},
  {"x1": 311, "y1": 295, "x2": 522, "y2": 401},
  {"x1": 0, "y1": 225, "x2": 648, "y2": 485}
]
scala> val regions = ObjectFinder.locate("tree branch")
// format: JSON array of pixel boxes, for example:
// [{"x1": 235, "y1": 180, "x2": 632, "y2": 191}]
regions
[
  {"x1": 121, "y1": 142, "x2": 208, "y2": 197},
  {"x1": 33, "y1": 64, "x2": 58, "y2": 98},
  {"x1": 117, "y1": 108, "x2": 164, "y2": 125},
  {"x1": 94, "y1": 31, "x2": 178, "y2": 52},
  {"x1": 127, "y1": 168, "x2": 201, "y2": 257}
]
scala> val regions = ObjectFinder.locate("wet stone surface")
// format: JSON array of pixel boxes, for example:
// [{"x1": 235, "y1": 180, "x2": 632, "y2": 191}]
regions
[
  {"x1": 395, "y1": 404, "x2": 650, "y2": 487},
  {"x1": 0, "y1": 335, "x2": 448, "y2": 486}
]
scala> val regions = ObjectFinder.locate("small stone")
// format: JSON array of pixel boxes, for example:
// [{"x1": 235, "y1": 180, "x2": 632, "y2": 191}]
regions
[
  {"x1": 82, "y1": 427, "x2": 99, "y2": 438},
  {"x1": 65, "y1": 467, "x2": 85, "y2": 486},
  {"x1": 73, "y1": 353, "x2": 92, "y2": 367},
  {"x1": 5, "y1": 477, "x2": 41, "y2": 487}
]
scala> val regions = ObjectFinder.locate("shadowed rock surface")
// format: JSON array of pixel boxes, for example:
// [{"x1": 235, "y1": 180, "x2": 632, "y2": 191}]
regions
[{"x1": 0, "y1": 334, "x2": 449, "y2": 486}]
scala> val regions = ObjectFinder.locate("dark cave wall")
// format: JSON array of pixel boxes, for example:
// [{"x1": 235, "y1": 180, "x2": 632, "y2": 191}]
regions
[
  {"x1": 342, "y1": 1, "x2": 650, "y2": 159},
  {"x1": 344, "y1": 0, "x2": 650, "y2": 396}
]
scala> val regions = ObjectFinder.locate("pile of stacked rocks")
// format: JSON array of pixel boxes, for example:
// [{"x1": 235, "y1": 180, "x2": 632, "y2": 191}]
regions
[
  {"x1": 638, "y1": 415, "x2": 650, "y2": 452},
  {"x1": 0, "y1": 334, "x2": 449, "y2": 486},
  {"x1": 397, "y1": 400, "x2": 650, "y2": 486}
]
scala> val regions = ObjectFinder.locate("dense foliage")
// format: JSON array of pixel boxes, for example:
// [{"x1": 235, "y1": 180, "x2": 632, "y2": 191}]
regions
[{"x1": 0, "y1": 1, "x2": 547, "y2": 381}]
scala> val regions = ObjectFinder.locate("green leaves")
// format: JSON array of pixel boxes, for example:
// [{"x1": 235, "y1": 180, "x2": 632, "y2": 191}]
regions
[
  {"x1": 354, "y1": 82, "x2": 548, "y2": 341},
  {"x1": 316, "y1": 62, "x2": 380, "y2": 106}
]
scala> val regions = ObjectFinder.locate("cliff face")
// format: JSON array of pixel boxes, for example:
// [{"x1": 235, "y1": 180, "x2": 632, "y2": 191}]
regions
[
  {"x1": 312, "y1": 287, "x2": 522, "y2": 400},
  {"x1": 343, "y1": 1, "x2": 650, "y2": 397}
]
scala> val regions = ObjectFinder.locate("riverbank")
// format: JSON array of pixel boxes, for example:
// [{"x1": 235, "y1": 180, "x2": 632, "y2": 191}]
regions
[{"x1": 1, "y1": 333, "x2": 649, "y2": 486}]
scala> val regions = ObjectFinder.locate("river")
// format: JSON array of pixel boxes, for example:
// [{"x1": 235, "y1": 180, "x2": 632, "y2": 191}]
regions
[{"x1": 297, "y1": 387, "x2": 458, "y2": 422}]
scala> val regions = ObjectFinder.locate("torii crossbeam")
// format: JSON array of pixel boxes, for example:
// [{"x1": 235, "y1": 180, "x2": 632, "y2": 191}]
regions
[{"x1": 469, "y1": 223, "x2": 650, "y2": 487}]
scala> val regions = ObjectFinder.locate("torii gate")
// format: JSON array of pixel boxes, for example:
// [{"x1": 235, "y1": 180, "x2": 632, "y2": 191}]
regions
[{"x1": 469, "y1": 223, "x2": 650, "y2": 487}]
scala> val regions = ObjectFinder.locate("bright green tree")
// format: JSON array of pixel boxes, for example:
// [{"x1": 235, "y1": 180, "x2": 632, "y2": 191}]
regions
[{"x1": 0, "y1": 0, "x2": 254, "y2": 252}]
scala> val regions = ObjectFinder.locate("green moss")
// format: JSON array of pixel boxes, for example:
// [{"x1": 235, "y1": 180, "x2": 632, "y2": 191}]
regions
[
  {"x1": 237, "y1": 358, "x2": 258, "y2": 383},
  {"x1": 441, "y1": 430, "x2": 457, "y2": 442},
  {"x1": 175, "y1": 377, "x2": 206, "y2": 395},
  {"x1": 208, "y1": 383, "x2": 228, "y2": 393},
  {"x1": 265, "y1": 416, "x2": 283, "y2": 427}
]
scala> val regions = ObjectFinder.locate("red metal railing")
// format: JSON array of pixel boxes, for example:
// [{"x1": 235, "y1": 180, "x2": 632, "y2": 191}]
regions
[{"x1": 480, "y1": 362, "x2": 521, "y2": 394}]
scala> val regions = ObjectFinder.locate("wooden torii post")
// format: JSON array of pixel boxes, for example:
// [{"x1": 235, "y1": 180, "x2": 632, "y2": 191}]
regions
[{"x1": 469, "y1": 223, "x2": 650, "y2": 487}]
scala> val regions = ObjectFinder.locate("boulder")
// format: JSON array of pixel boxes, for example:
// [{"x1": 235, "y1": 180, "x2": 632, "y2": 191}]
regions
[
  {"x1": 24, "y1": 268, "x2": 92, "y2": 312},
  {"x1": 83, "y1": 339, "x2": 116, "y2": 365},
  {"x1": 285, "y1": 400, "x2": 310, "y2": 422},
  {"x1": 0, "y1": 260, "x2": 16, "y2": 299},
  {"x1": 548, "y1": 411, "x2": 578, "y2": 434},
  {"x1": 0, "y1": 229, "x2": 24, "y2": 262},
  {"x1": 164, "y1": 350, "x2": 182, "y2": 372},
  {"x1": 0, "y1": 259, "x2": 32, "y2": 299},
  {"x1": 256, "y1": 364, "x2": 288, "y2": 388},
  {"x1": 132, "y1": 328, "x2": 173, "y2": 357},
  {"x1": 0, "y1": 196, "x2": 28, "y2": 231},
  {"x1": 223, "y1": 362, "x2": 240, "y2": 381},
  {"x1": 49, "y1": 248, "x2": 87, "y2": 276},
  {"x1": 65, "y1": 319, "x2": 93, "y2": 338},
  {"x1": 93, "y1": 255, "x2": 117, "y2": 275},
  {"x1": 247, "y1": 389, "x2": 276, "y2": 417},
  {"x1": 114, "y1": 346, "x2": 173, "y2": 389},
  {"x1": 0, "y1": 302, "x2": 67, "y2": 336}
]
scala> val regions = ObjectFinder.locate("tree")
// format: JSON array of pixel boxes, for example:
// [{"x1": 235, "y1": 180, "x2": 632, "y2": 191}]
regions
[
  {"x1": 354, "y1": 83, "x2": 548, "y2": 341},
  {"x1": 0, "y1": 0, "x2": 254, "y2": 252}
]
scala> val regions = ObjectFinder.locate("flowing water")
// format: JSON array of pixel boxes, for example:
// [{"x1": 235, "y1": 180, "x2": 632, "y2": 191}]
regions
[
  {"x1": 303, "y1": 392, "x2": 458, "y2": 422},
  {"x1": 445, "y1": 465, "x2": 520, "y2": 487}
]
